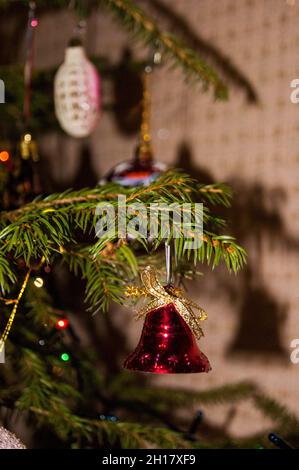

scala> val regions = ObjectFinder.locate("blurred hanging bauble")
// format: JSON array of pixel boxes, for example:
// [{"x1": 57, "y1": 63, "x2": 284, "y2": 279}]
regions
[
  {"x1": 104, "y1": 142, "x2": 166, "y2": 187},
  {"x1": 0, "y1": 426, "x2": 26, "y2": 449},
  {"x1": 5, "y1": 134, "x2": 42, "y2": 208},
  {"x1": 54, "y1": 42, "x2": 101, "y2": 138},
  {"x1": 19, "y1": 133, "x2": 39, "y2": 162},
  {"x1": 123, "y1": 266, "x2": 211, "y2": 374},
  {"x1": 102, "y1": 68, "x2": 166, "y2": 186}
]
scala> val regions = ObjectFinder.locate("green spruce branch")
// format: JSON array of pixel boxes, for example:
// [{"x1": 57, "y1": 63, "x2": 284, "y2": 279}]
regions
[
  {"x1": 0, "y1": 281, "x2": 191, "y2": 449},
  {"x1": 0, "y1": 172, "x2": 246, "y2": 306},
  {"x1": 98, "y1": 0, "x2": 227, "y2": 99},
  {"x1": 0, "y1": 0, "x2": 227, "y2": 102},
  {"x1": 1, "y1": 281, "x2": 297, "y2": 450}
]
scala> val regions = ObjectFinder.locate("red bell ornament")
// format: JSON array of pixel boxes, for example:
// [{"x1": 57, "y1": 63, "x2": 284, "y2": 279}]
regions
[
  {"x1": 124, "y1": 302, "x2": 210, "y2": 374},
  {"x1": 123, "y1": 266, "x2": 211, "y2": 374}
]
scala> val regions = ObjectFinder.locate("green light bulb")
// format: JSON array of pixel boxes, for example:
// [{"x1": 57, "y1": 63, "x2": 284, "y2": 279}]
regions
[{"x1": 60, "y1": 352, "x2": 70, "y2": 362}]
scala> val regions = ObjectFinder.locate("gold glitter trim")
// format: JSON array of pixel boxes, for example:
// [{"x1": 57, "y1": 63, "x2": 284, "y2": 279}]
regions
[{"x1": 129, "y1": 266, "x2": 208, "y2": 340}]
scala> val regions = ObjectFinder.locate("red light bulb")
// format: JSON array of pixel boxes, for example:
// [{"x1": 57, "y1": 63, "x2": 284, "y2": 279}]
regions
[
  {"x1": 31, "y1": 18, "x2": 38, "y2": 28},
  {"x1": 55, "y1": 318, "x2": 69, "y2": 330}
]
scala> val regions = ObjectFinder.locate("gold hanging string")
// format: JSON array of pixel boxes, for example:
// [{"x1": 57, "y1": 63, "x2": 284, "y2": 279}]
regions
[
  {"x1": 138, "y1": 49, "x2": 163, "y2": 159},
  {"x1": 141, "y1": 70, "x2": 151, "y2": 145},
  {"x1": 0, "y1": 269, "x2": 31, "y2": 353},
  {"x1": 125, "y1": 266, "x2": 208, "y2": 340}
]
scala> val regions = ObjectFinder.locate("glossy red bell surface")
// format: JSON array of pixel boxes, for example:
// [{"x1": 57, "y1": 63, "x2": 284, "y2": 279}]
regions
[{"x1": 123, "y1": 303, "x2": 211, "y2": 374}]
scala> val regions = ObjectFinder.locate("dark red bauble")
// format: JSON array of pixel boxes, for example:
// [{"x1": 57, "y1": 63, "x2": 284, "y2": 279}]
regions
[
  {"x1": 123, "y1": 303, "x2": 211, "y2": 374},
  {"x1": 102, "y1": 144, "x2": 166, "y2": 187}
]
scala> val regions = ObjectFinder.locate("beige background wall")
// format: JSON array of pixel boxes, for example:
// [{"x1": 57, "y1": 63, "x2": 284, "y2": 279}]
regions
[{"x1": 30, "y1": 0, "x2": 299, "y2": 437}]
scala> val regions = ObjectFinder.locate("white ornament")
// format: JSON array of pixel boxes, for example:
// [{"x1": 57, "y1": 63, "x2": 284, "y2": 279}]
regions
[
  {"x1": 54, "y1": 46, "x2": 100, "y2": 138},
  {"x1": 0, "y1": 426, "x2": 26, "y2": 449}
]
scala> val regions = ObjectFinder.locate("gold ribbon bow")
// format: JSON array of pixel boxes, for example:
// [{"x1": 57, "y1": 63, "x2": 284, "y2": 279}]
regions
[{"x1": 126, "y1": 266, "x2": 208, "y2": 340}]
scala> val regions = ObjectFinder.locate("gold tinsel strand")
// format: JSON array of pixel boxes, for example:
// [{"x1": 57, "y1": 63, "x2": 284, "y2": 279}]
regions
[{"x1": 0, "y1": 269, "x2": 31, "y2": 353}]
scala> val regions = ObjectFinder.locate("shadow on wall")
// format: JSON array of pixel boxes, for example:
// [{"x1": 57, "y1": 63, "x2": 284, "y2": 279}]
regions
[
  {"x1": 39, "y1": 144, "x2": 99, "y2": 193},
  {"x1": 146, "y1": 0, "x2": 259, "y2": 103},
  {"x1": 175, "y1": 142, "x2": 298, "y2": 359},
  {"x1": 0, "y1": 4, "x2": 27, "y2": 66},
  {"x1": 111, "y1": 49, "x2": 144, "y2": 136}
]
